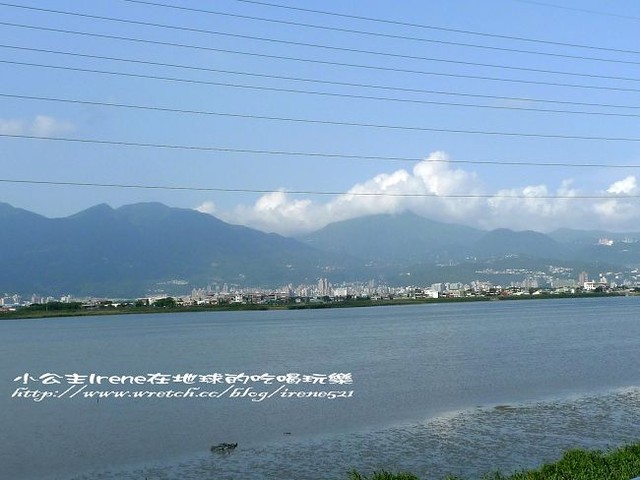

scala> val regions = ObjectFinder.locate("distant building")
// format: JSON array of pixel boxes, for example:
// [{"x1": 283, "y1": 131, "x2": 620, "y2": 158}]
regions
[
  {"x1": 333, "y1": 287, "x2": 348, "y2": 298},
  {"x1": 578, "y1": 271, "x2": 589, "y2": 285},
  {"x1": 317, "y1": 278, "x2": 331, "y2": 297},
  {"x1": 583, "y1": 281, "x2": 607, "y2": 291}
]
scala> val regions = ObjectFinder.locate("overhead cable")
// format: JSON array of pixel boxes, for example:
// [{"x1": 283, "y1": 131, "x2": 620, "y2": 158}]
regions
[
  {"x1": 4, "y1": 44, "x2": 640, "y2": 112},
  {"x1": 0, "y1": 4, "x2": 638, "y2": 81},
  {"x1": 228, "y1": 0, "x2": 640, "y2": 54},
  {"x1": 509, "y1": 0, "x2": 640, "y2": 21},
  {"x1": 2, "y1": 29, "x2": 640, "y2": 93},
  {"x1": 4, "y1": 68, "x2": 640, "y2": 118},
  {"x1": 1, "y1": 178, "x2": 638, "y2": 199},
  {"x1": 121, "y1": 0, "x2": 639, "y2": 65},
  {"x1": 2, "y1": 132, "x2": 640, "y2": 168}
]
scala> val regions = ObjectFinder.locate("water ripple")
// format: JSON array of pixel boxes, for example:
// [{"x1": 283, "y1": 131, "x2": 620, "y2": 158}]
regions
[{"x1": 68, "y1": 387, "x2": 640, "y2": 480}]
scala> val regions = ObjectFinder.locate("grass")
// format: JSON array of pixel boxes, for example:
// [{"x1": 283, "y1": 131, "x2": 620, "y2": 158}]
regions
[
  {"x1": 348, "y1": 442, "x2": 640, "y2": 480},
  {"x1": 349, "y1": 471, "x2": 420, "y2": 480}
]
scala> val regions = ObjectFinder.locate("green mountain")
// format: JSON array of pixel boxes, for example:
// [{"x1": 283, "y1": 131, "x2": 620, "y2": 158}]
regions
[
  {"x1": 2, "y1": 204, "x2": 638, "y2": 297},
  {"x1": 300, "y1": 212, "x2": 640, "y2": 268},
  {"x1": 549, "y1": 227, "x2": 640, "y2": 245},
  {"x1": 472, "y1": 228, "x2": 568, "y2": 259},
  {"x1": 297, "y1": 211, "x2": 484, "y2": 265},
  {"x1": 0, "y1": 202, "x2": 356, "y2": 297}
]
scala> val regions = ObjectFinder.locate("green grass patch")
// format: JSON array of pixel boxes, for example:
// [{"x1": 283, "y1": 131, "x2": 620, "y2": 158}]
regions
[
  {"x1": 349, "y1": 443, "x2": 640, "y2": 480},
  {"x1": 349, "y1": 470, "x2": 420, "y2": 480}
]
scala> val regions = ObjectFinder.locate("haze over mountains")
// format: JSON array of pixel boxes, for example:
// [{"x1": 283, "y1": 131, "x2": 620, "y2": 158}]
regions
[{"x1": 1, "y1": 202, "x2": 639, "y2": 297}]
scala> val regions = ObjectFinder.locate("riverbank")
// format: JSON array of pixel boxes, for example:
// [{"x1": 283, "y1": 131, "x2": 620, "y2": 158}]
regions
[
  {"x1": 0, "y1": 291, "x2": 630, "y2": 320},
  {"x1": 350, "y1": 442, "x2": 640, "y2": 479}
]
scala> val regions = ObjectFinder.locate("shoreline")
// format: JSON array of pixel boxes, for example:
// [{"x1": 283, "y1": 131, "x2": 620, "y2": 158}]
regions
[{"x1": 0, "y1": 291, "x2": 631, "y2": 320}]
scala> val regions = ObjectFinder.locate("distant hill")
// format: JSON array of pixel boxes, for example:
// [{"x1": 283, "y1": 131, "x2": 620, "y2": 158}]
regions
[
  {"x1": 0, "y1": 202, "x2": 356, "y2": 297},
  {"x1": 547, "y1": 228, "x2": 640, "y2": 265},
  {"x1": 299, "y1": 212, "x2": 640, "y2": 268},
  {"x1": 386, "y1": 255, "x2": 624, "y2": 287},
  {"x1": 549, "y1": 227, "x2": 640, "y2": 245},
  {"x1": 297, "y1": 211, "x2": 484, "y2": 265},
  {"x1": 471, "y1": 228, "x2": 568, "y2": 259}
]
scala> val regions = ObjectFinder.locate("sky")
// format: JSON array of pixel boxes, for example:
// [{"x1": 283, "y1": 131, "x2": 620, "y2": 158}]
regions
[{"x1": 1, "y1": 0, "x2": 640, "y2": 235}]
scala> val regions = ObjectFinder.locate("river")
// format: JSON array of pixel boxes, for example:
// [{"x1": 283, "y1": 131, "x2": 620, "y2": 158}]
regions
[{"x1": 1, "y1": 296, "x2": 639, "y2": 479}]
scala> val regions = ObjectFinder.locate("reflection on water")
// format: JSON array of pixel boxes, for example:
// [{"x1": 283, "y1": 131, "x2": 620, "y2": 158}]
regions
[{"x1": 69, "y1": 387, "x2": 640, "y2": 480}]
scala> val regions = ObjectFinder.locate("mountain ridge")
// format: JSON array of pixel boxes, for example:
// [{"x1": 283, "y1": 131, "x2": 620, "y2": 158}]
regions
[
  {"x1": 1, "y1": 203, "x2": 638, "y2": 296},
  {"x1": 0, "y1": 202, "x2": 357, "y2": 297}
]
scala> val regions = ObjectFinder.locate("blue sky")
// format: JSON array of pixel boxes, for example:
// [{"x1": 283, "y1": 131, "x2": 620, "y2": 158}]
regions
[{"x1": 1, "y1": 0, "x2": 640, "y2": 234}]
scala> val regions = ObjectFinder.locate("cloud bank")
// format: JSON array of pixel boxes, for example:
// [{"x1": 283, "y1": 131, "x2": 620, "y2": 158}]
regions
[{"x1": 199, "y1": 151, "x2": 640, "y2": 236}]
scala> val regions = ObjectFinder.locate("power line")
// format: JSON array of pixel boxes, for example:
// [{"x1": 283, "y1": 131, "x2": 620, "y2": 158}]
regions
[
  {"x1": 1, "y1": 4, "x2": 638, "y2": 82},
  {"x1": 7, "y1": 43, "x2": 640, "y2": 111},
  {"x1": 3, "y1": 26, "x2": 640, "y2": 94},
  {"x1": 3, "y1": 132, "x2": 640, "y2": 168},
  {"x1": 229, "y1": 0, "x2": 640, "y2": 55},
  {"x1": 3, "y1": 93, "x2": 640, "y2": 142},
  {"x1": 1, "y1": 178, "x2": 637, "y2": 199},
  {"x1": 3, "y1": 98, "x2": 640, "y2": 139},
  {"x1": 121, "y1": 0, "x2": 640, "y2": 66},
  {"x1": 4, "y1": 64, "x2": 640, "y2": 118},
  {"x1": 509, "y1": 0, "x2": 640, "y2": 21}
]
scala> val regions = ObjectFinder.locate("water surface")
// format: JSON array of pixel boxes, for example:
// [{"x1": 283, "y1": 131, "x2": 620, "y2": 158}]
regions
[{"x1": 1, "y1": 296, "x2": 639, "y2": 479}]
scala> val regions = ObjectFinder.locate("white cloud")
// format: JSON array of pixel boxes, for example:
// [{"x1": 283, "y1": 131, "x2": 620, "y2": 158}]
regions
[
  {"x1": 607, "y1": 175, "x2": 637, "y2": 195},
  {"x1": 31, "y1": 115, "x2": 75, "y2": 136},
  {"x1": 230, "y1": 191, "x2": 315, "y2": 235},
  {"x1": 590, "y1": 176, "x2": 639, "y2": 223},
  {"x1": 195, "y1": 201, "x2": 216, "y2": 215},
  {"x1": 216, "y1": 153, "x2": 640, "y2": 235},
  {"x1": 0, "y1": 115, "x2": 75, "y2": 137},
  {"x1": 219, "y1": 152, "x2": 485, "y2": 235},
  {"x1": 484, "y1": 182, "x2": 582, "y2": 232},
  {"x1": 0, "y1": 118, "x2": 25, "y2": 135}
]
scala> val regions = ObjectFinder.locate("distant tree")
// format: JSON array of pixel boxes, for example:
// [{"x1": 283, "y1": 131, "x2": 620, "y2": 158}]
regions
[{"x1": 154, "y1": 297, "x2": 176, "y2": 308}]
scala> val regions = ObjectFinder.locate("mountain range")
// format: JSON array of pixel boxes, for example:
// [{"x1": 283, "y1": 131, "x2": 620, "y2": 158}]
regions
[
  {"x1": 0, "y1": 202, "x2": 355, "y2": 297},
  {"x1": 298, "y1": 211, "x2": 640, "y2": 266},
  {"x1": 1, "y1": 203, "x2": 639, "y2": 297}
]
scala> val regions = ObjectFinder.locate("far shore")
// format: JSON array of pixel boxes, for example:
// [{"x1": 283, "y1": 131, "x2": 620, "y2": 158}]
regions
[{"x1": 0, "y1": 291, "x2": 633, "y2": 321}]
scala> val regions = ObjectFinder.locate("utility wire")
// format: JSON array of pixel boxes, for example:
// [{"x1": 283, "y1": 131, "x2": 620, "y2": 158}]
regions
[
  {"x1": 229, "y1": 0, "x2": 640, "y2": 55},
  {"x1": 509, "y1": 0, "x2": 640, "y2": 21},
  {"x1": 3, "y1": 96, "x2": 640, "y2": 143},
  {"x1": 0, "y1": 4, "x2": 638, "y2": 81},
  {"x1": 4, "y1": 65, "x2": 640, "y2": 118},
  {"x1": 2, "y1": 101, "x2": 640, "y2": 139},
  {"x1": 2, "y1": 132, "x2": 640, "y2": 168},
  {"x1": 121, "y1": 0, "x2": 639, "y2": 66},
  {"x1": 2, "y1": 26, "x2": 640, "y2": 93},
  {"x1": 0, "y1": 178, "x2": 637, "y2": 199},
  {"x1": 4, "y1": 44, "x2": 640, "y2": 112}
]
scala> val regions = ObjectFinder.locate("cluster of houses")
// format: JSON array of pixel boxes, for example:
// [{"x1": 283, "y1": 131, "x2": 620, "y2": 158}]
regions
[{"x1": 3, "y1": 270, "x2": 639, "y2": 312}]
